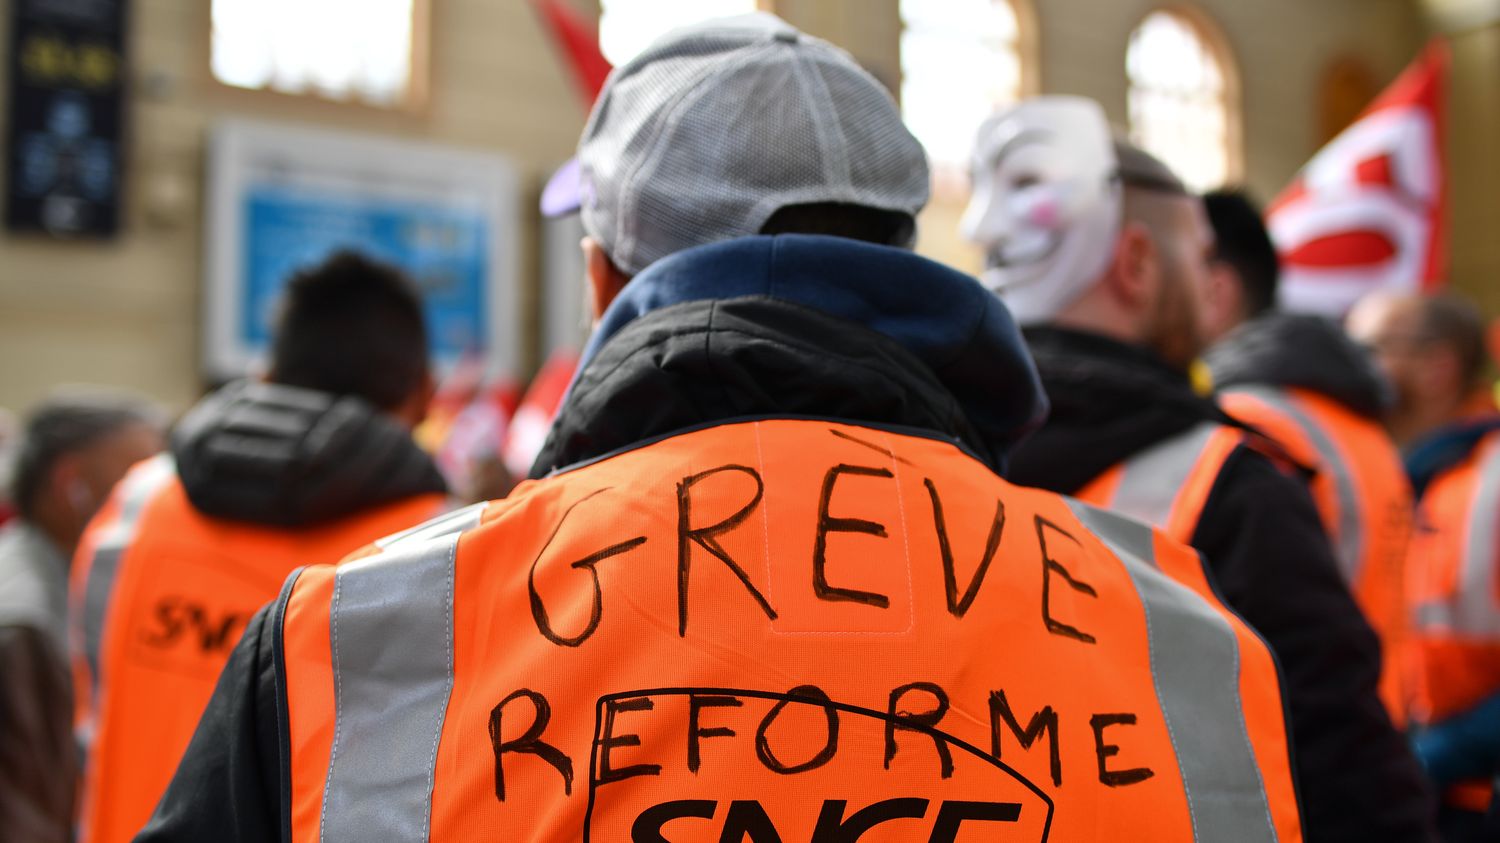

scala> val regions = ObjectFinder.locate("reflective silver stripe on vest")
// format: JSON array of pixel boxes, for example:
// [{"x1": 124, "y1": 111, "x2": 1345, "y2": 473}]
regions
[
  {"x1": 77, "y1": 455, "x2": 175, "y2": 715},
  {"x1": 321, "y1": 532, "x2": 460, "y2": 842},
  {"x1": 1068, "y1": 500, "x2": 1279, "y2": 842},
  {"x1": 1413, "y1": 435, "x2": 1500, "y2": 638},
  {"x1": 1108, "y1": 421, "x2": 1222, "y2": 531},
  {"x1": 374, "y1": 501, "x2": 485, "y2": 551},
  {"x1": 1230, "y1": 386, "x2": 1364, "y2": 584}
]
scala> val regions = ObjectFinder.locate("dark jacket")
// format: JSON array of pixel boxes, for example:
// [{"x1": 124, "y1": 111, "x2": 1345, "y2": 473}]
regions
[
  {"x1": 1010, "y1": 326, "x2": 1435, "y2": 842},
  {"x1": 171, "y1": 380, "x2": 448, "y2": 527},
  {"x1": 1204, "y1": 311, "x2": 1392, "y2": 420},
  {"x1": 136, "y1": 235, "x2": 1049, "y2": 842},
  {"x1": 0, "y1": 523, "x2": 74, "y2": 843}
]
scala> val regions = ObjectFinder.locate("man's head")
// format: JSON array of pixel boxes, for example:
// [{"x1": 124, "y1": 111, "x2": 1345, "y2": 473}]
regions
[
  {"x1": 1202, "y1": 189, "x2": 1280, "y2": 343},
  {"x1": 1346, "y1": 290, "x2": 1489, "y2": 445},
  {"x1": 10, "y1": 389, "x2": 165, "y2": 553},
  {"x1": 963, "y1": 97, "x2": 1214, "y2": 372},
  {"x1": 555, "y1": 13, "x2": 929, "y2": 320},
  {"x1": 269, "y1": 251, "x2": 433, "y2": 427}
]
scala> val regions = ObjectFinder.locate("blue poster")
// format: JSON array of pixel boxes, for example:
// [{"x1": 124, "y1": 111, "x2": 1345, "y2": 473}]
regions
[{"x1": 241, "y1": 184, "x2": 490, "y2": 363}]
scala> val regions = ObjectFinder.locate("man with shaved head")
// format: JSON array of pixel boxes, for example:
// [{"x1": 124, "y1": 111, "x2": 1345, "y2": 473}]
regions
[
  {"x1": 965, "y1": 96, "x2": 1434, "y2": 840},
  {"x1": 1349, "y1": 290, "x2": 1500, "y2": 839}
]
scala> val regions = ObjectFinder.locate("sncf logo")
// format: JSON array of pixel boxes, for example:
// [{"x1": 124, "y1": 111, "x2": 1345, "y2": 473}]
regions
[
  {"x1": 578, "y1": 688, "x2": 1052, "y2": 842},
  {"x1": 140, "y1": 596, "x2": 250, "y2": 655},
  {"x1": 632, "y1": 798, "x2": 1022, "y2": 842}
]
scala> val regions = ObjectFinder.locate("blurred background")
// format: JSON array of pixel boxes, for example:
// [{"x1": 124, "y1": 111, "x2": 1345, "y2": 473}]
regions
[{"x1": 0, "y1": 0, "x2": 1494, "y2": 415}]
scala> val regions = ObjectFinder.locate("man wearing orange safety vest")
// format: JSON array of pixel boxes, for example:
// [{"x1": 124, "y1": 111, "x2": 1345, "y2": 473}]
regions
[
  {"x1": 963, "y1": 97, "x2": 1433, "y2": 840},
  {"x1": 1199, "y1": 189, "x2": 1415, "y2": 726},
  {"x1": 1348, "y1": 290, "x2": 1500, "y2": 841},
  {"x1": 139, "y1": 16, "x2": 1303, "y2": 841},
  {"x1": 73, "y1": 253, "x2": 448, "y2": 843}
]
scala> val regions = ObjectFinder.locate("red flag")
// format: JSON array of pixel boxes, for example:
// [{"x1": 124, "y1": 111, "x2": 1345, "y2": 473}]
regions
[
  {"x1": 502, "y1": 348, "x2": 581, "y2": 479},
  {"x1": 529, "y1": 0, "x2": 613, "y2": 104},
  {"x1": 1268, "y1": 41, "x2": 1448, "y2": 316}
]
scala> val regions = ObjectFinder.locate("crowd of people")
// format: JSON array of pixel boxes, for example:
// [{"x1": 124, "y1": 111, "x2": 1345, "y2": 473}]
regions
[{"x1": 0, "y1": 11, "x2": 1496, "y2": 842}]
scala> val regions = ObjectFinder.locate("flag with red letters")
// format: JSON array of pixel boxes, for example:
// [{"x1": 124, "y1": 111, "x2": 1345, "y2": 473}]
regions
[{"x1": 1268, "y1": 42, "x2": 1448, "y2": 316}]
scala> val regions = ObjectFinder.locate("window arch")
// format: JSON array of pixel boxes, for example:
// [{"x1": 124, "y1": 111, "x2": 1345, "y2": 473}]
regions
[
  {"x1": 900, "y1": 0, "x2": 1036, "y2": 185},
  {"x1": 1126, "y1": 8, "x2": 1240, "y2": 192},
  {"x1": 598, "y1": 0, "x2": 766, "y2": 67}
]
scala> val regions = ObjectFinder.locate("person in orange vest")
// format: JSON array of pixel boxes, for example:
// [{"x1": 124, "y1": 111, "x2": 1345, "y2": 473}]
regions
[
  {"x1": 137, "y1": 15, "x2": 1303, "y2": 842},
  {"x1": 1198, "y1": 189, "x2": 1415, "y2": 727},
  {"x1": 963, "y1": 96, "x2": 1434, "y2": 840},
  {"x1": 1347, "y1": 290, "x2": 1500, "y2": 841},
  {"x1": 0, "y1": 391, "x2": 164, "y2": 843},
  {"x1": 71, "y1": 251, "x2": 449, "y2": 843}
]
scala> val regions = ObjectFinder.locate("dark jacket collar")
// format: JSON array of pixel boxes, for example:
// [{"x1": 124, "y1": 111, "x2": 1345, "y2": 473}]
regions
[
  {"x1": 1008, "y1": 326, "x2": 1239, "y2": 495},
  {"x1": 171, "y1": 381, "x2": 447, "y2": 527},
  {"x1": 533, "y1": 234, "x2": 1048, "y2": 477},
  {"x1": 1204, "y1": 311, "x2": 1392, "y2": 419},
  {"x1": 1405, "y1": 415, "x2": 1500, "y2": 498}
]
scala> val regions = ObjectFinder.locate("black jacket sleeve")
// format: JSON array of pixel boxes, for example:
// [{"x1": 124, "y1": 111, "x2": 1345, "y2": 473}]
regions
[
  {"x1": 1195, "y1": 448, "x2": 1436, "y2": 842},
  {"x1": 134, "y1": 603, "x2": 283, "y2": 843},
  {"x1": 0, "y1": 626, "x2": 75, "y2": 843}
]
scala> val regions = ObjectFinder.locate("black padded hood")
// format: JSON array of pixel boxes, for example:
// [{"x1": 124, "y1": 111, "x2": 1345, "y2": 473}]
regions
[
  {"x1": 171, "y1": 381, "x2": 446, "y2": 527},
  {"x1": 1204, "y1": 312, "x2": 1392, "y2": 419}
]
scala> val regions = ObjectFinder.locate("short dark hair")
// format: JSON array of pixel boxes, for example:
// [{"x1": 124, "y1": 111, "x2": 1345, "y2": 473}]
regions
[
  {"x1": 269, "y1": 251, "x2": 429, "y2": 411},
  {"x1": 1204, "y1": 189, "x2": 1280, "y2": 317},
  {"x1": 10, "y1": 390, "x2": 163, "y2": 519},
  {"x1": 759, "y1": 202, "x2": 916, "y2": 248},
  {"x1": 1418, "y1": 293, "x2": 1488, "y2": 388}
]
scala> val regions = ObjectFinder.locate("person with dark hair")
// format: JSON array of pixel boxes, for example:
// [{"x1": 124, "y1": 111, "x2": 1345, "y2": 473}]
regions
[
  {"x1": 1201, "y1": 189, "x2": 1280, "y2": 337},
  {"x1": 0, "y1": 390, "x2": 163, "y2": 843},
  {"x1": 1199, "y1": 188, "x2": 1417, "y2": 731},
  {"x1": 140, "y1": 16, "x2": 1302, "y2": 842},
  {"x1": 71, "y1": 251, "x2": 448, "y2": 843},
  {"x1": 1349, "y1": 290, "x2": 1500, "y2": 840},
  {"x1": 964, "y1": 97, "x2": 1434, "y2": 840}
]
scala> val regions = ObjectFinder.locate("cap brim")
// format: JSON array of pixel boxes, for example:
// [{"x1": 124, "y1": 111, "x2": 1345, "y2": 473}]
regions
[{"x1": 540, "y1": 157, "x2": 583, "y2": 217}]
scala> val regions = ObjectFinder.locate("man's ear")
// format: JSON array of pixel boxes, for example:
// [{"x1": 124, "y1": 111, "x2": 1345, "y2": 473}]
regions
[
  {"x1": 1104, "y1": 222, "x2": 1158, "y2": 309},
  {"x1": 583, "y1": 237, "x2": 631, "y2": 323}
]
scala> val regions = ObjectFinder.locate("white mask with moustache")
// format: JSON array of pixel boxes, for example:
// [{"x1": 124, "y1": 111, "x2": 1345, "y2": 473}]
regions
[{"x1": 961, "y1": 97, "x2": 1122, "y2": 325}]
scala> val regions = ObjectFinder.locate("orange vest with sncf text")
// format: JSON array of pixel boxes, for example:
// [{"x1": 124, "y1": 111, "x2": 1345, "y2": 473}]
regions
[
  {"x1": 69, "y1": 455, "x2": 446, "y2": 843},
  {"x1": 1218, "y1": 385, "x2": 1414, "y2": 725},
  {"x1": 276, "y1": 419, "x2": 1301, "y2": 842}
]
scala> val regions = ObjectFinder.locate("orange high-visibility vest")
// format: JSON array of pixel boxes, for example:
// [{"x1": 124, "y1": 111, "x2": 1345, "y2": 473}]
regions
[
  {"x1": 1219, "y1": 385, "x2": 1414, "y2": 724},
  {"x1": 70, "y1": 455, "x2": 446, "y2": 843},
  {"x1": 1407, "y1": 428, "x2": 1500, "y2": 726},
  {"x1": 277, "y1": 419, "x2": 1301, "y2": 842},
  {"x1": 1074, "y1": 421, "x2": 1249, "y2": 547}
]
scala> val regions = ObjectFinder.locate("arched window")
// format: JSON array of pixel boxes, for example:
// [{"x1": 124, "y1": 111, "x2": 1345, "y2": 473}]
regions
[
  {"x1": 211, "y1": 0, "x2": 425, "y2": 107},
  {"x1": 598, "y1": 0, "x2": 765, "y2": 68},
  {"x1": 1126, "y1": 9, "x2": 1239, "y2": 191},
  {"x1": 900, "y1": 0, "x2": 1032, "y2": 183}
]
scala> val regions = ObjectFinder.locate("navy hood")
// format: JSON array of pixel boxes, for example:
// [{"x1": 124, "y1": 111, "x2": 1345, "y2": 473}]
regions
[{"x1": 540, "y1": 234, "x2": 1048, "y2": 473}]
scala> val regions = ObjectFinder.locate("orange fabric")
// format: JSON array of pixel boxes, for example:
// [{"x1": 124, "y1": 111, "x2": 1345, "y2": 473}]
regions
[
  {"x1": 1074, "y1": 425, "x2": 1244, "y2": 547},
  {"x1": 1405, "y1": 430, "x2": 1500, "y2": 725},
  {"x1": 71, "y1": 468, "x2": 444, "y2": 843},
  {"x1": 1222, "y1": 388, "x2": 1414, "y2": 725},
  {"x1": 283, "y1": 420, "x2": 1300, "y2": 841},
  {"x1": 283, "y1": 566, "x2": 339, "y2": 843}
]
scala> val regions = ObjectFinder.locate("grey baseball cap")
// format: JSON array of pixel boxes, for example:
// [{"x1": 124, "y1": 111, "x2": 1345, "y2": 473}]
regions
[{"x1": 543, "y1": 13, "x2": 930, "y2": 277}]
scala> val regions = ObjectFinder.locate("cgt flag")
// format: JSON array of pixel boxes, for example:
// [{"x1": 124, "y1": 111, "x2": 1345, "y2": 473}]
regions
[{"x1": 1268, "y1": 41, "x2": 1448, "y2": 317}]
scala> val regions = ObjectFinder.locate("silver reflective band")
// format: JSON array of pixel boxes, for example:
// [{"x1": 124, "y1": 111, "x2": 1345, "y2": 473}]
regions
[
  {"x1": 1108, "y1": 421, "x2": 1221, "y2": 531},
  {"x1": 78, "y1": 454, "x2": 176, "y2": 716},
  {"x1": 375, "y1": 501, "x2": 486, "y2": 550},
  {"x1": 1068, "y1": 500, "x2": 1280, "y2": 842},
  {"x1": 1413, "y1": 435, "x2": 1500, "y2": 638},
  {"x1": 321, "y1": 532, "x2": 460, "y2": 843},
  {"x1": 1229, "y1": 386, "x2": 1364, "y2": 584}
]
